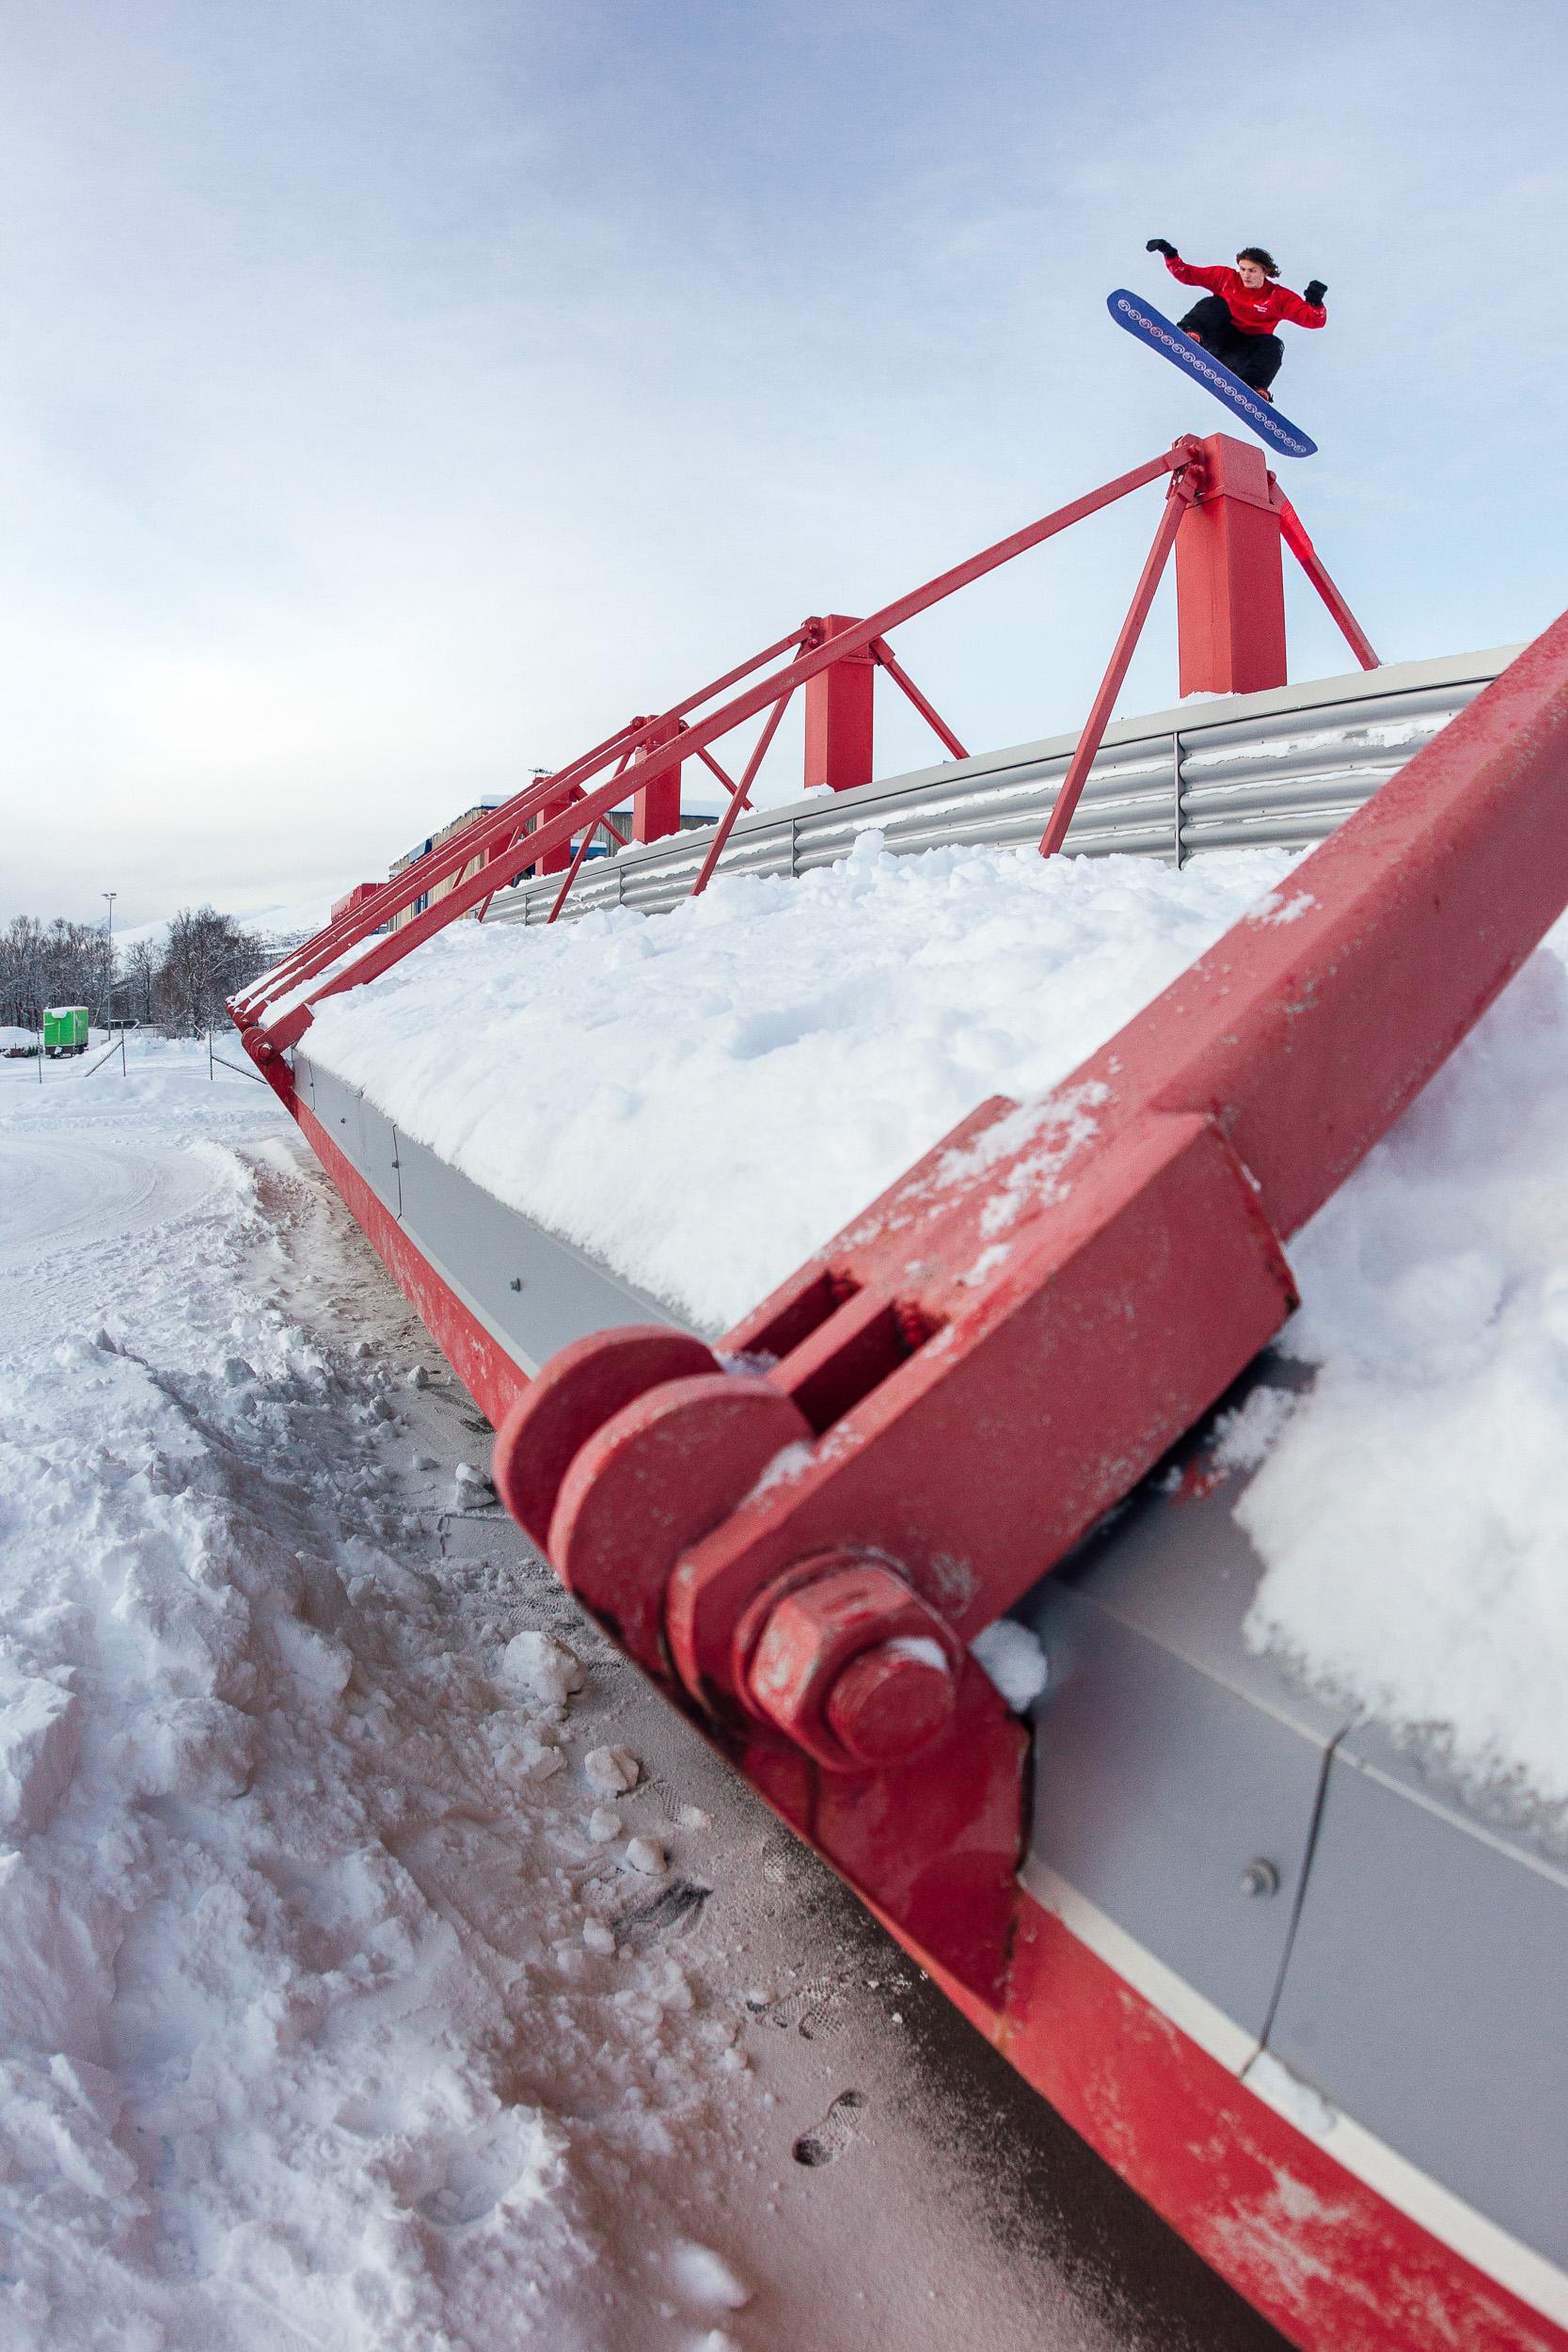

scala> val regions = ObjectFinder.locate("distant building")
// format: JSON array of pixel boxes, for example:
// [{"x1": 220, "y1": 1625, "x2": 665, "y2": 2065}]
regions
[
  {"x1": 387, "y1": 787, "x2": 722, "y2": 931},
  {"x1": 388, "y1": 791, "x2": 666, "y2": 930}
]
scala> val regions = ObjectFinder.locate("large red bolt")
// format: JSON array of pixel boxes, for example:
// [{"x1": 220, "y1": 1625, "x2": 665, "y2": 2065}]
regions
[
  {"x1": 824, "y1": 1639, "x2": 958, "y2": 1768},
  {"x1": 740, "y1": 1556, "x2": 961, "y2": 1772}
]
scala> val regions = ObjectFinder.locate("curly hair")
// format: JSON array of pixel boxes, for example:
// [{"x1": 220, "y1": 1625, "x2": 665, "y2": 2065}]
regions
[{"x1": 1236, "y1": 246, "x2": 1281, "y2": 278}]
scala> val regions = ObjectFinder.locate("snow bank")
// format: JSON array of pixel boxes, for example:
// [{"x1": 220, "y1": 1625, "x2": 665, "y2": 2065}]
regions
[
  {"x1": 308, "y1": 834, "x2": 1298, "y2": 1330},
  {"x1": 1241, "y1": 944, "x2": 1568, "y2": 1806},
  {"x1": 0, "y1": 1057, "x2": 743, "y2": 2347},
  {"x1": 308, "y1": 837, "x2": 1568, "y2": 1806}
]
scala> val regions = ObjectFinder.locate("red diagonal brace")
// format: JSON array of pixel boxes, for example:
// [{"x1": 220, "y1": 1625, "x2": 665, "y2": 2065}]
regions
[
  {"x1": 690, "y1": 675, "x2": 801, "y2": 897},
  {"x1": 1277, "y1": 493, "x2": 1380, "y2": 671},
  {"x1": 1040, "y1": 465, "x2": 1196, "y2": 855},
  {"x1": 869, "y1": 639, "x2": 969, "y2": 762}
]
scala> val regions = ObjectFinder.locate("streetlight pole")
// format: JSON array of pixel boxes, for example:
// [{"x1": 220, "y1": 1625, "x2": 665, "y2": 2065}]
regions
[{"x1": 103, "y1": 892, "x2": 118, "y2": 1030}]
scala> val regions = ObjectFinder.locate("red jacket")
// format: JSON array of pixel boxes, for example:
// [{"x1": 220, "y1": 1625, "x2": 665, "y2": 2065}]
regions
[{"x1": 1164, "y1": 257, "x2": 1325, "y2": 334}]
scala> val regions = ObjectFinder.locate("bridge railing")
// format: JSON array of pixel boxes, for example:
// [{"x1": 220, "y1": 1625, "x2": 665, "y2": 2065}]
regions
[{"x1": 231, "y1": 432, "x2": 1375, "y2": 1071}]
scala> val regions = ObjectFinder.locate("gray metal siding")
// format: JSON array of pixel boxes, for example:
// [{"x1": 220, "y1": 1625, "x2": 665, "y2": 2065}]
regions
[
  {"x1": 294, "y1": 1054, "x2": 684, "y2": 1376},
  {"x1": 1020, "y1": 1354, "x2": 1568, "y2": 2273},
  {"x1": 484, "y1": 649, "x2": 1517, "y2": 928},
  {"x1": 1267, "y1": 1725, "x2": 1568, "y2": 2270}
]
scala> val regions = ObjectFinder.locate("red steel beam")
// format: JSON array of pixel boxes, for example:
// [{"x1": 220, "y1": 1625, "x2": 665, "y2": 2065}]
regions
[
  {"x1": 270, "y1": 995, "x2": 1568, "y2": 2352},
  {"x1": 802, "y1": 614, "x2": 876, "y2": 793},
  {"x1": 233, "y1": 723, "x2": 640, "y2": 1020},
  {"x1": 692, "y1": 740, "x2": 751, "y2": 808},
  {"x1": 277, "y1": 1063, "x2": 1567, "y2": 2352},
  {"x1": 546, "y1": 818, "x2": 601, "y2": 924},
  {"x1": 1040, "y1": 469, "x2": 1195, "y2": 855}
]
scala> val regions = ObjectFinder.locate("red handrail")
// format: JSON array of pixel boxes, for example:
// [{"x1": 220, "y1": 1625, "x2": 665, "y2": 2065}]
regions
[{"x1": 236, "y1": 440, "x2": 1196, "y2": 1053}]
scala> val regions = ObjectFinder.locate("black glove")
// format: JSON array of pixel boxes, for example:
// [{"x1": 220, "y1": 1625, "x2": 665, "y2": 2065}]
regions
[
  {"x1": 1147, "y1": 237, "x2": 1177, "y2": 258},
  {"x1": 1304, "y1": 278, "x2": 1327, "y2": 307}
]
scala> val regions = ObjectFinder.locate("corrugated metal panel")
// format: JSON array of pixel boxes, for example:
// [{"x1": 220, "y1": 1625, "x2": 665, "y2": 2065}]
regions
[
  {"x1": 1176, "y1": 680, "x2": 1490, "y2": 855},
  {"x1": 485, "y1": 652, "x2": 1513, "y2": 929}
]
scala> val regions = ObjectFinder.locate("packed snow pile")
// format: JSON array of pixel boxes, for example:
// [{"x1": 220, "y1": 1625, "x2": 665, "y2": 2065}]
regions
[
  {"x1": 308, "y1": 833, "x2": 1302, "y2": 1329},
  {"x1": 1240, "y1": 941, "x2": 1568, "y2": 1808},
  {"x1": 0, "y1": 1051, "x2": 756, "y2": 2352},
  {"x1": 307, "y1": 835, "x2": 1568, "y2": 1807}
]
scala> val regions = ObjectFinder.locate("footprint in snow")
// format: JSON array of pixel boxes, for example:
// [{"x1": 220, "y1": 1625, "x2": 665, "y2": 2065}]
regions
[
  {"x1": 792, "y1": 2090, "x2": 868, "y2": 2168},
  {"x1": 744, "y1": 1978, "x2": 846, "y2": 2040},
  {"x1": 614, "y1": 1878, "x2": 711, "y2": 1947}
]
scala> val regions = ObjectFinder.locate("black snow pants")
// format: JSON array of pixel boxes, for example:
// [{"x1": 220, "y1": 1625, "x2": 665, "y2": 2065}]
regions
[{"x1": 1178, "y1": 294, "x2": 1284, "y2": 389}]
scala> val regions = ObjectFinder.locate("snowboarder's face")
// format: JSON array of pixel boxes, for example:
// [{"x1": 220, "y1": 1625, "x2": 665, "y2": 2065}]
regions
[{"x1": 1235, "y1": 257, "x2": 1268, "y2": 290}]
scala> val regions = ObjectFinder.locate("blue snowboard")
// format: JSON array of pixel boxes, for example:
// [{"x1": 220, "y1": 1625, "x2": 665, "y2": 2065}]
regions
[{"x1": 1108, "y1": 288, "x2": 1317, "y2": 459}]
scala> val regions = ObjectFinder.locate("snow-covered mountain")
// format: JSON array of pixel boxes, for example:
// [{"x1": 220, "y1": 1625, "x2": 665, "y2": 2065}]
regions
[{"x1": 114, "y1": 893, "x2": 336, "y2": 958}]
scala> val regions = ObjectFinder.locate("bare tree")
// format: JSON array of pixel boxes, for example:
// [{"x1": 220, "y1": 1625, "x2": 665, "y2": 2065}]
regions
[
  {"x1": 118, "y1": 937, "x2": 159, "y2": 1025},
  {"x1": 0, "y1": 914, "x2": 114, "y2": 1030},
  {"x1": 150, "y1": 908, "x2": 277, "y2": 1038}
]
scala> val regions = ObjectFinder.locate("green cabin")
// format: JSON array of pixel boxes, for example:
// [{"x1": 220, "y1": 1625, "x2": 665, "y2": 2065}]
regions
[{"x1": 43, "y1": 1006, "x2": 89, "y2": 1057}]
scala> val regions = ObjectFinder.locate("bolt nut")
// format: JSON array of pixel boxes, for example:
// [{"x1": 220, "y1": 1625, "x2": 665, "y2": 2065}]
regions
[
  {"x1": 1239, "y1": 1857, "x2": 1280, "y2": 1899},
  {"x1": 742, "y1": 1556, "x2": 961, "y2": 1773},
  {"x1": 825, "y1": 1638, "x2": 958, "y2": 1768}
]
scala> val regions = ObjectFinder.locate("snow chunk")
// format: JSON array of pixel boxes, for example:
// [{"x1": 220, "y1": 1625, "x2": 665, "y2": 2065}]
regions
[
  {"x1": 1212, "y1": 1384, "x2": 1297, "y2": 1473},
  {"x1": 0, "y1": 1677, "x2": 81, "y2": 1839},
  {"x1": 500, "y1": 1629, "x2": 585, "y2": 1706},
  {"x1": 745, "y1": 1440, "x2": 816, "y2": 1502},
  {"x1": 970, "y1": 1620, "x2": 1049, "y2": 1710},
  {"x1": 671, "y1": 2239, "x2": 752, "y2": 2310},
  {"x1": 583, "y1": 1745, "x2": 641, "y2": 1796},
  {"x1": 625, "y1": 1836, "x2": 666, "y2": 1878},
  {"x1": 272, "y1": 1612, "x2": 353, "y2": 1698},
  {"x1": 1244, "y1": 2050, "x2": 1338, "y2": 2141},
  {"x1": 1245, "y1": 887, "x2": 1317, "y2": 927},
  {"x1": 582, "y1": 1918, "x2": 616, "y2": 1956}
]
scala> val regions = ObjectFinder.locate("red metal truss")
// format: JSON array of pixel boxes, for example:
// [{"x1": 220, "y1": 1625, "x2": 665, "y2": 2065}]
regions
[
  {"x1": 233, "y1": 432, "x2": 1377, "y2": 1065},
  {"x1": 867, "y1": 637, "x2": 970, "y2": 763},
  {"x1": 231, "y1": 441, "x2": 1207, "y2": 1056},
  {"x1": 490, "y1": 605, "x2": 1568, "y2": 1973}
]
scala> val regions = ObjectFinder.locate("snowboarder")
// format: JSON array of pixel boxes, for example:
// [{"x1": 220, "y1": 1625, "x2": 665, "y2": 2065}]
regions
[{"x1": 1144, "y1": 240, "x2": 1326, "y2": 403}]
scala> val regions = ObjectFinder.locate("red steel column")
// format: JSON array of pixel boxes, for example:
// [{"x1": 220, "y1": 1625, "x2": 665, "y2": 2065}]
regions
[
  {"x1": 533, "y1": 792, "x2": 573, "y2": 876},
  {"x1": 1175, "y1": 433, "x2": 1287, "y2": 695},
  {"x1": 803, "y1": 614, "x2": 876, "y2": 792},
  {"x1": 632, "y1": 719, "x2": 684, "y2": 842}
]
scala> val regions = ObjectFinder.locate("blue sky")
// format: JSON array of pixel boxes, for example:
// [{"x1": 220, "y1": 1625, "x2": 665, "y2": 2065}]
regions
[{"x1": 4, "y1": 0, "x2": 1565, "y2": 923}]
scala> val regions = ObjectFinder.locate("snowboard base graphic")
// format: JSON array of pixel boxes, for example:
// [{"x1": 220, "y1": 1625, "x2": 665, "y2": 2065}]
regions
[{"x1": 1108, "y1": 288, "x2": 1317, "y2": 458}]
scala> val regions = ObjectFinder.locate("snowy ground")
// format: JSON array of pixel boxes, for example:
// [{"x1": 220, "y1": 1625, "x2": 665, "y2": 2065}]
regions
[
  {"x1": 303, "y1": 836, "x2": 1568, "y2": 1813},
  {"x1": 0, "y1": 1041, "x2": 1281, "y2": 2352}
]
